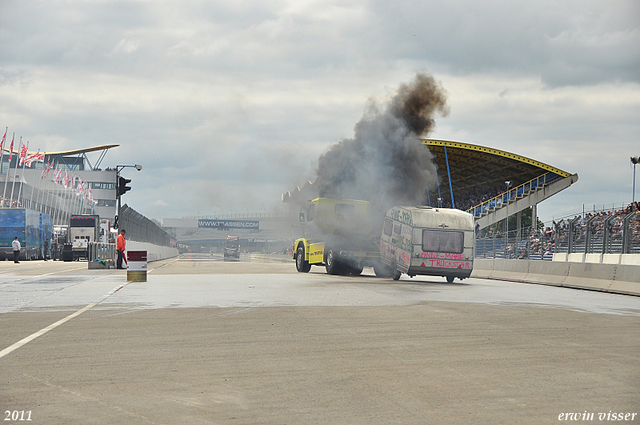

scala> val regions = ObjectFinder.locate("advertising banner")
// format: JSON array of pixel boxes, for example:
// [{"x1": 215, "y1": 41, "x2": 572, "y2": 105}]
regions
[{"x1": 198, "y1": 219, "x2": 259, "y2": 230}]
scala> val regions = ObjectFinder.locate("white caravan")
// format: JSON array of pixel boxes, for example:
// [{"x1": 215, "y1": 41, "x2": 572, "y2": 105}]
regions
[{"x1": 380, "y1": 206, "x2": 475, "y2": 282}]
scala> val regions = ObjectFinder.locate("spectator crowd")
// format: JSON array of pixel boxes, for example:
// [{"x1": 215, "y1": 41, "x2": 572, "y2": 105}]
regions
[{"x1": 477, "y1": 201, "x2": 640, "y2": 259}]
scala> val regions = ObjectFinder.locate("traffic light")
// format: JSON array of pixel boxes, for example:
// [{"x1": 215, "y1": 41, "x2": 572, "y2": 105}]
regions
[{"x1": 118, "y1": 176, "x2": 132, "y2": 196}]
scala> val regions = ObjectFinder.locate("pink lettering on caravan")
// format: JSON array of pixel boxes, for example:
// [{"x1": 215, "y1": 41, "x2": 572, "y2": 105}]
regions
[
  {"x1": 430, "y1": 260, "x2": 471, "y2": 269},
  {"x1": 420, "y1": 252, "x2": 443, "y2": 259}
]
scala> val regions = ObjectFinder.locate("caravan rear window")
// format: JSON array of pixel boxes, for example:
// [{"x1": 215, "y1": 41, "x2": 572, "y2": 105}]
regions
[{"x1": 422, "y1": 230, "x2": 464, "y2": 254}]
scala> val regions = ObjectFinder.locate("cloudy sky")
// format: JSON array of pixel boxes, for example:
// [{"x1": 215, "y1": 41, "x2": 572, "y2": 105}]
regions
[{"x1": 1, "y1": 0, "x2": 638, "y2": 224}]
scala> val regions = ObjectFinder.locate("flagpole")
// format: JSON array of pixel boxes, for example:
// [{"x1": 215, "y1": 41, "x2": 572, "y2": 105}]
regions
[
  {"x1": 42, "y1": 172, "x2": 52, "y2": 216},
  {"x1": 53, "y1": 169, "x2": 63, "y2": 223},
  {"x1": 53, "y1": 182, "x2": 62, "y2": 227},
  {"x1": 48, "y1": 181, "x2": 57, "y2": 225},
  {"x1": 2, "y1": 133, "x2": 15, "y2": 207},
  {"x1": 0, "y1": 127, "x2": 6, "y2": 206},
  {"x1": 28, "y1": 150, "x2": 41, "y2": 209},
  {"x1": 16, "y1": 140, "x2": 30, "y2": 208},
  {"x1": 36, "y1": 163, "x2": 47, "y2": 213},
  {"x1": 9, "y1": 137, "x2": 24, "y2": 208},
  {"x1": 38, "y1": 160, "x2": 53, "y2": 213}
]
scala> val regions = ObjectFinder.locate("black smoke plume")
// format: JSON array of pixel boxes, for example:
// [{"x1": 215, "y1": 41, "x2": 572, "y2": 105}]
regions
[{"x1": 315, "y1": 72, "x2": 449, "y2": 215}]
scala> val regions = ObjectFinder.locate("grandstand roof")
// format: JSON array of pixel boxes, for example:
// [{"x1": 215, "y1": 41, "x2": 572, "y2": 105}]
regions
[
  {"x1": 423, "y1": 139, "x2": 572, "y2": 204},
  {"x1": 40, "y1": 144, "x2": 120, "y2": 156},
  {"x1": 3, "y1": 144, "x2": 119, "y2": 156}
]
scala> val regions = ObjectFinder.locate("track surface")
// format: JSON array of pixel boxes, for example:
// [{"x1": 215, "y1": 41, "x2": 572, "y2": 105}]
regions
[{"x1": 1, "y1": 254, "x2": 639, "y2": 424}]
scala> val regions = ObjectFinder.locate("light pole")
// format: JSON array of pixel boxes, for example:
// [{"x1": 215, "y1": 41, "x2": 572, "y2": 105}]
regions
[
  {"x1": 632, "y1": 157, "x2": 640, "y2": 203},
  {"x1": 115, "y1": 164, "x2": 142, "y2": 228}
]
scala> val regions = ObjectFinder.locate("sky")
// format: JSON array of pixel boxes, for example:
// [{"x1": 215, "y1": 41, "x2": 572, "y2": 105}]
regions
[{"x1": 0, "y1": 0, "x2": 639, "y2": 224}]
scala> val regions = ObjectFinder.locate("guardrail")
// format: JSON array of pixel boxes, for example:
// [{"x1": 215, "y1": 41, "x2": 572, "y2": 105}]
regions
[
  {"x1": 87, "y1": 242, "x2": 117, "y2": 262},
  {"x1": 468, "y1": 172, "x2": 560, "y2": 218}
]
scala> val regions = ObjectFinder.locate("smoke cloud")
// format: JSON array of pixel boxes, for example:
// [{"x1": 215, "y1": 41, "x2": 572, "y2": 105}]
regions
[{"x1": 314, "y1": 72, "x2": 449, "y2": 215}]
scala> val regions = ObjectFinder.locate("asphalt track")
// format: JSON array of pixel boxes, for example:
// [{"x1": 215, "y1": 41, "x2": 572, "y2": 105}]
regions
[{"x1": 1, "y1": 254, "x2": 639, "y2": 424}]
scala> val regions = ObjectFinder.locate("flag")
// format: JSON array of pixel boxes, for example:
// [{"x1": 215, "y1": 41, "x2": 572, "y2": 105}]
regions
[
  {"x1": 53, "y1": 169, "x2": 62, "y2": 183},
  {"x1": 41, "y1": 161, "x2": 53, "y2": 179},
  {"x1": 64, "y1": 172, "x2": 69, "y2": 188},
  {"x1": 0, "y1": 128, "x2": 6, "y2": 152},
  {"x1": 18, "y1": 142, "x2": 28, "y2": 166},
  {"x1": 24, "y1": 152, "x2": 44, "y2": 167},
  {"x1": 76, "y1": 178, "x2": 85, "y2": 195},
  {"x1": 88, "y1": 188, "x2": 94, "y2": 201},
  {"x1": 8, "y1": 135, "x2": 14, "y2": 156}
]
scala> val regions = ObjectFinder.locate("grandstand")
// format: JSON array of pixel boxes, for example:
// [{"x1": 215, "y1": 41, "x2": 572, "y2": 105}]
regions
[
  {"x1": 2, "y1": 145, "x2": 119, "y2": 224},
  {"x1": 423, "y1": 139, "x2": 578, "y2": 230}
]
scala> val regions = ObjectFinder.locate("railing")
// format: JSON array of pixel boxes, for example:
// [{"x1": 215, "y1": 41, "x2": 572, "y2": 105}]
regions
[
  {"x1": 553, "y1": 212, "x2": 640, "y2": 255},
  {"x1": 475, "y1": 212, "x2": 640, "y2": 259},
  {"x1": 88, "y1": 242, "x2": 117, "y2": 262},
  {"x1": 119, "y1": 204, "x2": 173, "y2": 247},
  {"x1": 475, "y1": 226, "x2": 554, "y2": 260},
  {"x1": 468, "y1": 172, "x2": 560, "y2": 218}
]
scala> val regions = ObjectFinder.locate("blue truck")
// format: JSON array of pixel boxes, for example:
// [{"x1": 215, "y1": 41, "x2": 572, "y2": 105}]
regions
[{"x1": 0, "y1": 208, "x2": 52, "y2": 261}]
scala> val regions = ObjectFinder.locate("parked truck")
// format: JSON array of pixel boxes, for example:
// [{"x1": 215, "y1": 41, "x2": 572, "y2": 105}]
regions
[
  {"x1": 293, "y1": 198, "x2": 387, "y2": 276},
  {"x1": 0, "y1": 208, "x2": 51, "y2": 261},
  {"x1": 380, "y1": 206, "x2": 475, "y2": 282},
  {"x1": 69, "y1": 214, "x2": 100, "y2": 260}
]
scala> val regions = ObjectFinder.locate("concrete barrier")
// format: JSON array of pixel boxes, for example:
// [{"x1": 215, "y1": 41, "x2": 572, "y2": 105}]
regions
[
  {"x1": 472, "y1": 259, "x2": 640, "y2": 296},
  {"x1": 526, "y1": 260, "x2": 569, "y2": 286},
  {"x1": 126, "y1": 241, "x2": 178, "y2": 262}
]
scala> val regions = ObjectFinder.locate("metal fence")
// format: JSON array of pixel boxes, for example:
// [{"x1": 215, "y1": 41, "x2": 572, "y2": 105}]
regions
[
  {"x1": 468, "y1": 172, "x2": 561, "y2": 218},
  {"x1": 553, "y1": 212, "x2": 640, "y2": 255},
  {"x1": 87, "y1": 242, "x2": 117, "y2": 261},
  {"x1": 475, "y1": 212, "x2": 640, "y2": 260},
  {"x1": 118, "y1": 204, "x2": 173, "y2": 247}
]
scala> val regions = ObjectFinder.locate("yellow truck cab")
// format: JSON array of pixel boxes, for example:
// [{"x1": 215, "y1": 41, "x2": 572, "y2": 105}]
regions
[
  {"x1": 380, "y1": 206, "x2": 475, "y2": 282},
  {"x1": 293, "y1": 198, "x2": 381, "y2": 275}
]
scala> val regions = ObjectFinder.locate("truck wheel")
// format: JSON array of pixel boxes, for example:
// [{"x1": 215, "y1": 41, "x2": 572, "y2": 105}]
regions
[
  {"x1": 296, "y1": 245, "x2": 311, "y2": 273},
  {"x1": 325, "y1": 248, "x2": 341, "y2": 275},
  {"x1": 446, "y1": 275, "x2": 455, "y2": 283},
  {"x1": 392, "y1": 269, "x2": 401, "y2": 280}
]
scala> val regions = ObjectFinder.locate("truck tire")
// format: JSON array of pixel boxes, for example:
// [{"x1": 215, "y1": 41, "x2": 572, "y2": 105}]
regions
[
  {"x1": 296, "y1": 245, "x2": 311, "y2": 273},
  {"x1": 325, "y1": 248, "x2": 342, "y2": 275},
  {"x1": 446, "y1": 275, "x2": 455, "y2": 283},
  {"x1": 392, "y1": 269, "x2": 401, "y2": 280}
]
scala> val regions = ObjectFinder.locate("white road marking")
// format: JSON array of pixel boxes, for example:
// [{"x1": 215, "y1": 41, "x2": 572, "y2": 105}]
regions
[{"x1": 0, "y1": 281, "x2": 132, "y2": 360}]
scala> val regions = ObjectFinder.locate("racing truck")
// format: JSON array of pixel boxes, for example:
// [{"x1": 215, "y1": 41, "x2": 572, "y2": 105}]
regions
[
  {"x1": 293, "y1": 198, "x2": 391, "y2": 276},
  {"x1": 223, "y1": 235, "x2": 240, "y2": 259}
]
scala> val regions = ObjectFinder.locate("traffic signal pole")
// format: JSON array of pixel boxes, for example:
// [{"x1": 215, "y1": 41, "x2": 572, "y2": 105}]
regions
[{"x1": 115, "y1": 164, "x2": 141, "y2": 229}]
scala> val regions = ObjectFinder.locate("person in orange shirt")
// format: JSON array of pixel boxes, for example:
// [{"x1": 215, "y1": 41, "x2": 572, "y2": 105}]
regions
[{"x1": 116, "y1": 229, "x2": 127, "y2": 269}]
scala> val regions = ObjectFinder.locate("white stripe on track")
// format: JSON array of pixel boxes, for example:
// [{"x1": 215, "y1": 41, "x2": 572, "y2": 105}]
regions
[{"x1": 0, "y1": 281, "x2": 132, "y2": 360}]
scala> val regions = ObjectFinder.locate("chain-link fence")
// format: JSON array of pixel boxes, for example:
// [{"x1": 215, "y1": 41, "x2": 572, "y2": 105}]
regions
[
  {"x1": 475, "y1": 212, "x2": 640, "y2": 260},
  {"x1": 553, "y1": 212, "x2": 640, "y2": 255},
  {"x1": 118, "y1": 204, "x2": 173, "y2": 247}
]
